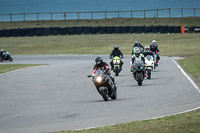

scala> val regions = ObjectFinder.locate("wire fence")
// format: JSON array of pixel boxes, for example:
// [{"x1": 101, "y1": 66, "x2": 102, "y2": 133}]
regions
[{"x1": 0, "y1": 8, "x2": 200, "y2": 22}]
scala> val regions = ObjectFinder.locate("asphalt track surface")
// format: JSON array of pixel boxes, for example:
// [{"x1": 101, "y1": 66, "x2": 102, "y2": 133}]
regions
[{"x1": 0, "y1": 55, "x2": 200, "y2": 133}]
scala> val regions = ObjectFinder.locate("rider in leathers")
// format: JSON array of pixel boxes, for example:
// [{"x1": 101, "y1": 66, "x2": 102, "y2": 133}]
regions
[
  {"x1": 143, "y1": 45, "x2": 154, "y2": 57},
  {"x1": 150, "y1": 40, "x2": 160, "y2": 64},
  {"x1": 109, "y1": 45, "x2": 124, "y2": 70},
  {"x1": 131, "y1": 49, "x2": 147, "y2": 77},
  {"x1": 132, "y1": 41, "x2": 144, "y2": 55},
  {"x1": 93, "y1": 56, "x2": 116, "y2": 93}
]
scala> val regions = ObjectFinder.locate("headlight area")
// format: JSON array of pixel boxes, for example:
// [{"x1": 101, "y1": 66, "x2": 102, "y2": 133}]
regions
[{"x1": 96, "y1": 76, "x2": 102, "y2": 83}]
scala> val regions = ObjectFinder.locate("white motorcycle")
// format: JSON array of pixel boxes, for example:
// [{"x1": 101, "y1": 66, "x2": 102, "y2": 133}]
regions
[{"x1": 145, "y1": 55, "x2": 155, "y2": 79}]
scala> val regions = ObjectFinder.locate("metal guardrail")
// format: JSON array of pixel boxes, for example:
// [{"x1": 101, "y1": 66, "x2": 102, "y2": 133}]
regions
[{"x1": 0, "y1": 8, "x2": 200, "y2": 22}]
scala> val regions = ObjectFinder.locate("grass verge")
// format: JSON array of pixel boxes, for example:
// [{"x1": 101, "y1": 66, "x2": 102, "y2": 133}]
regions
[
  {"x1": 51, "y1": 109, "x2": 200, "y2": 133},
  {"x1": 0, "y1": 64, "x2": 44, "y2": 74},
  {"x1": 0, "y1": 17, "x2": 200, "y2": 29}
]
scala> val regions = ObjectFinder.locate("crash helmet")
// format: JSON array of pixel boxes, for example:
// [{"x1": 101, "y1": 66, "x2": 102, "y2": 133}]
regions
[
  {"x1": 114, "y1": 45, "x2": 119, "y2": 50},
  {"x1": 95, "y1": 56, "x2": 103, "y2": 65},
  {"x1": 144, "y1": 45, "x2": 150, "y2": 52},
  {"x1": 135, "y1": 48, "x2": 140, "y2": 57},
  {"x1": 134, "y1": 41, "x2": 139, "y2": 47},
  {"x1": 1, "y1": 49, "x2": 3, "y2": 52},
  {"x1": 152, "y1": 40, "x2": 156, "y2": 44},
  {"x1": 151, "y1": 43, "x2": 156, "y2": 49}
]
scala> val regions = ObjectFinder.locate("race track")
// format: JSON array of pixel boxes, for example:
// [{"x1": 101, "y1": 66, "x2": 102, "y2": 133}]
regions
[{"x1": 0, "y1": 55, "x2": 200, "y2": 133}]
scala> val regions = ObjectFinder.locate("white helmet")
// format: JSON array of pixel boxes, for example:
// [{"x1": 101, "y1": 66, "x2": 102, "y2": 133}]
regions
[
  {"x1": 1, "y1": 49, "x2": 3, "y2": 52},
  {"x1": 144, "y1": 45, "x2": 150, "y2": 52},
  {"x1": 152, "y1": 40, "x2": 156, "y2": 43}
]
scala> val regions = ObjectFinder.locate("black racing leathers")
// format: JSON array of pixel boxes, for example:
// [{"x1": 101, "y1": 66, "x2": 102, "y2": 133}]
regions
[{"x1": 143, "y1": 51, "x2": 154, "y2": 57}]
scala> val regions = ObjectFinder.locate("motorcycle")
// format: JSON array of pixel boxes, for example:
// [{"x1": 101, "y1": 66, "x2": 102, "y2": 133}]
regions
[
  {"x1": 132, "y1": 59, "x2": 145, "y2": 86},
  {"x1": 145, "y1": 55, "x2": 154, "y2": 79},
  {"x1": 153, "y1": 52, "x2": 158, "y2": 69},
  {"x1": 0, "y1": 52, "x2": 13, "y2": 62},
  {"x1": 112, "y1": 56, "x2": 122, "y2": 76},
  {"x1": 87, "y1": 68, "x2": 117, "y2": 101}
]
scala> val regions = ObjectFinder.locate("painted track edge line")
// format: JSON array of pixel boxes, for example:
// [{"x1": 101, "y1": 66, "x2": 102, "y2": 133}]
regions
[
  {"x1": 172, "y1": 60, "x2": 200, "y2": 95},
  {"x1": 0, "y1": 69, "x2": 24, "y2": 76}
]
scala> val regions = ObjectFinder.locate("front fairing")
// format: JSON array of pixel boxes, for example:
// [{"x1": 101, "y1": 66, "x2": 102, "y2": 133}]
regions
[{"x1": 93, "y1": 69, "x2": 107, "y2": 86}]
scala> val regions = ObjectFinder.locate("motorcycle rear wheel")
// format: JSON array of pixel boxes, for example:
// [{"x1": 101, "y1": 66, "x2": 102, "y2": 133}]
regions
[{"x1": 147, "y1": 69, "x2": 151, "y2": 79}]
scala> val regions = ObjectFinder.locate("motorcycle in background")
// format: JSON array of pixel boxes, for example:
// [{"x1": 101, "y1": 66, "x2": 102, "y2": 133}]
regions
[
  {"x1": 112, "y1": 56, "x2": 122, "y2": 76},
  {"x1": 145, "y1": 55, "x2": 154, "y2": 79},
  {"x1": 0, "y1": 52, "x2": 13, "y2": 62}
]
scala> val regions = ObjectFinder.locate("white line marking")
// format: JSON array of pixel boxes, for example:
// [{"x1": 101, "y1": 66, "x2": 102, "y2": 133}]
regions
[{"x1": 173, "y1": 60, "x2": 200, "y2": 95}]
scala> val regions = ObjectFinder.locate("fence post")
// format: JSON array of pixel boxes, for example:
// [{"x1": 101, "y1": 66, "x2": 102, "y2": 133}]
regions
[
  {"x1": 181, "y1": 8, "x2": 183, "y2": 18},
  {"x1": 37, "y1": 13, "x2": 39, "y2": 21},
  {"x1": 51, "y1": 12, "x2": 53, "y2": 21},
  {"x1": 91, "y1": 12, "x2": 93, "y2": 20},
  {"x1": 105, "y1": 11, "x2": 107, "y2": 19},
  {"x1": 169, "y1": 8, "x2": 171, "y2": 18},
  {"x1": 64, "y1": 12, "x2": 67, "y2": 20},
  {"x1": 156, "y1": 9, "x2": 158, "y2": 18},
  {"x1": 131, "y1": 10, "x2": 133, "y2": 18},
  {"x1": 144, "y1": 10, "x2": 146, "y2": 18},
  {"x1": 194, "y1": 8, "x2": 196, "y2": 18},
  {"x1": 10, "y1": 14, "x2": 12, "y2": 22},
  {"x1": 23, "y1": 13, "x2": 26, "y2": 21},
  {"x1": 78, "y1": 12, "x2": 80, "y2": 20}
]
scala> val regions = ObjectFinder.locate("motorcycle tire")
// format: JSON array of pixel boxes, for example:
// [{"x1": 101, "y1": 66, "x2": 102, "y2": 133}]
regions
[
  {"x1": 0, "y1": 58, "x2": 2, "y2": 62},
  {"x1": 111, "y1": 90, "x2": 117, "y2": 100},
  {"x1": 115, "y1": 73, "x2": 119, "y2": 76},
  {"x1": 9, "y1": 57, "x2": 13, "y2": 62},
  {"x1": 147, "y1": 69, "x2": 151, "y2": 79},
  {"x1": 101, "y1": 90, "x2": 109, "y2": 101},
  {"x1": 137, "y1": 73, "x2": 143, "y2": 86}
]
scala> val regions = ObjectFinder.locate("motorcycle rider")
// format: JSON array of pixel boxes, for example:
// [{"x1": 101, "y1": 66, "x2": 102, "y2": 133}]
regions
[
  {"x1": 131, "y1": 49, "x2": 147, "y2": 77},
  {"x1": 109, "y1": 45, "x2": 124, "y2": 70},
  {"x1": 93, "y1": 56, "x2": 117, "y2": 91},
  {"x1": 143, "y1": 45, "x2": 154, "y2": 57},
  {"x1": 132, "y1": 41, "x2": 144, "y2": 55},
  {"x1": 150, "y1": 40, "x2": 160, "y2": 65}
]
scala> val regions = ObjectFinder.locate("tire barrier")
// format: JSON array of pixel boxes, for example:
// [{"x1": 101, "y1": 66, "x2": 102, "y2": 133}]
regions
[
  {"x1": 59, "y1": 27, "x2": 68, "y2": 35},
  {"x1": 35, "y1": 28, "x2": 44, "y2": 36},
  {"x1": 27, "y1": 28, "x2": 35, "y2": 36},
  {"x1": 51, "y1": 27, "x2": 60, "y2": 35},
  {"x1": 160, "y1": 26, "x2": 168, "y2": 33},
  {"x1": 121, "y1": 26, "x2": 129, "y2": 33},
  {"x1": 99, "y1": 26, "x2": 106, "y2": 34},
  {"x1": 43, "y1": 28, "x2": 51, "y2": 36},
  {"x1": 83, "y1": 27, "x2": 91, "y2": 34},
  {"x1": 75, "y1": 27, "x2": 82, "y2": 34},
  {"x1": 1, "y1": 26, "x2": 199, "y2": 37},
  {"x1": 129, "y1": 26, "x2": 137, "y2": 33}
]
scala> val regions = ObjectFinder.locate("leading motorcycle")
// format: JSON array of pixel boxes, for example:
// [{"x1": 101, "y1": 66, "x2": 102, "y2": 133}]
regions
[{"x1": 87, "y1": 68, "x2": 117, "y2": 101}]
